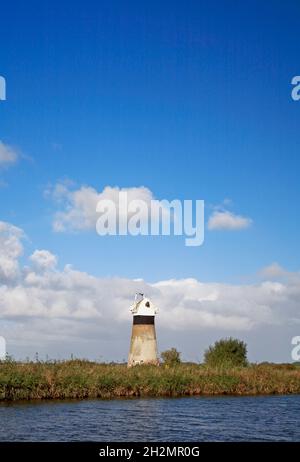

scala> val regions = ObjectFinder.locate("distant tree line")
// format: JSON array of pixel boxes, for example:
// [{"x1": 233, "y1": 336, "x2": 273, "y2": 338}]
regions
[{"x1": 161, "y1": 337, "x2": 248, "y2": 368}]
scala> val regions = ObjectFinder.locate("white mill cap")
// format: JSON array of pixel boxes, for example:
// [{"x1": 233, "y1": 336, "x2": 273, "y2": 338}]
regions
[{"x1": 130, "y1": 293, "x2": 158, "y2": 316}]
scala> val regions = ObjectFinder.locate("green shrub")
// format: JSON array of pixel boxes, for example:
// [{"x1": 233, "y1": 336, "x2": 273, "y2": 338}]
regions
[
  {"x1": 161, "y1": 348, "x2": 181, "y2": 366},
  {"x1": 204, "y1": 337, "x2": 248, "y2": 368}
]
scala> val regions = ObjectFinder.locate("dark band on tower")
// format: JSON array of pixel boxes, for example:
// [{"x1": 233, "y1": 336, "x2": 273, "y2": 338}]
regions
[{"x1": 133, "y1": 315, "x2": 155, "y2": 325}]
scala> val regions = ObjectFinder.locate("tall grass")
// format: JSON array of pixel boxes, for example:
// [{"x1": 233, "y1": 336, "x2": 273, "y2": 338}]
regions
[{"x1": 0, "y1": 360, "x2": 300, "y2": 401}]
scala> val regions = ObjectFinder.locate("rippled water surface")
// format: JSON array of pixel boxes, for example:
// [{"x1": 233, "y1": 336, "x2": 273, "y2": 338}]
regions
[{"x1": 0, "y1": 395, "x2": 299, "y2": 441}]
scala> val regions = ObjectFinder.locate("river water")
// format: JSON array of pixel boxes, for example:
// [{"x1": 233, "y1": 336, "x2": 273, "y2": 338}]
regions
[{"x1": 0, "y1": 395, "x2": 299, "y2": 441}]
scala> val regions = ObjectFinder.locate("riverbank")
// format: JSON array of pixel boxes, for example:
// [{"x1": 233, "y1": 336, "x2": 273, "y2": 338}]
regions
[{"x1": 0, "y1": 360, "x2": 300, "y2": 401}]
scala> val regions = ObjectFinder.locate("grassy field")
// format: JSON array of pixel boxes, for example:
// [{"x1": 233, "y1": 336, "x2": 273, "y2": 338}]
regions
[{"x1": 1, "y1": 360, "x2": 300, "y2": 401}]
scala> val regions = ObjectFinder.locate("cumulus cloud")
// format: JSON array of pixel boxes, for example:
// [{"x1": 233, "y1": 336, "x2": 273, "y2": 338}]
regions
[
  {"x1": 259, "y1": 263, "x2": 287, "y2": 280},
  {"x1": 153, "y1": 278, "x2": 299, "y2": 331},
  {"x1": 29, "y1": 250, "x2": 58, "y2": 272},
  {"x1": 46, "y1": 181, "x2": 159, "y2": 233},
  {"x1": 208, "y1": 210, "x2": 252, "y2": 230},
  {"x1": 0, "y1": 221, "x2": 24, "y2": 282},
  {"x1": 0, "y1": 220, "x2": 300, "y2": 361},
  {"x1": 0, "y1": 222, "x2": 300, "y2": 359},
  {"x1": 0, "y1": 141, "x2": 19, "y2": 169}
]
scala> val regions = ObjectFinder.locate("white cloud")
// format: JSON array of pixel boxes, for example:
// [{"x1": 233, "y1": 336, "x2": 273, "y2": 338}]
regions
[
  {"x1": 29, "y1": 250, "x2": 58, "y2": 272},
  {"x1": 208, "y1": 210, "x2": 252, "y2": 230},
  {"x1": 259, "y1": 262, "x2": 287, "y2": 280},
  {"x1": 47, "y1": 181, "x2": 157, "y2": 232},
  {"x1": 0, "y1": 221, "x2": 24, "y2": 282},
  {"x1": 0, "y1": 141, "x2": 19, "y2": 169},
  {"x1": 0, "y1": 220, "x2": 300, "y2": 361}
]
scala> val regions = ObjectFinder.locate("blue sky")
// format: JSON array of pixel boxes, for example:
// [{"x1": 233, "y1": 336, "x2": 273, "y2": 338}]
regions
[
  {"x1": 0, "y1": 1, "x2": 300, "y2": 361},
  {"x1": 1, "y1": 0, "x2": 300, "y2": 281}
]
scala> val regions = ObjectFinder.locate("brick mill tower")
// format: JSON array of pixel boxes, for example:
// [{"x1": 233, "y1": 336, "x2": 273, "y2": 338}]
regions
[{"x1": 128, "y1": 293, "x2": 159, "y2": 367}]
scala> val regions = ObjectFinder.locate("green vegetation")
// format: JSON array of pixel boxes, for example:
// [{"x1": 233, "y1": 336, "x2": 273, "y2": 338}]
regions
[
  {"x1": 0, "y1": 339, "x2": 298, "y2": 401},
  {"x1": 0, "y1": 359, "x2": 300, "y2": 401},
  {"x1": 161, "y1": 348, "x2": 181, "y2": 366},
  {"x1": 204, "y1": 338, "x2": 248, "y2": 368}
]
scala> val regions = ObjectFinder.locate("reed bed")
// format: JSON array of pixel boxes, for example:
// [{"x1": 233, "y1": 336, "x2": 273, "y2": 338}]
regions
[{"x1": 0, "y1": 360, "x2": 300, "y2": 401}]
